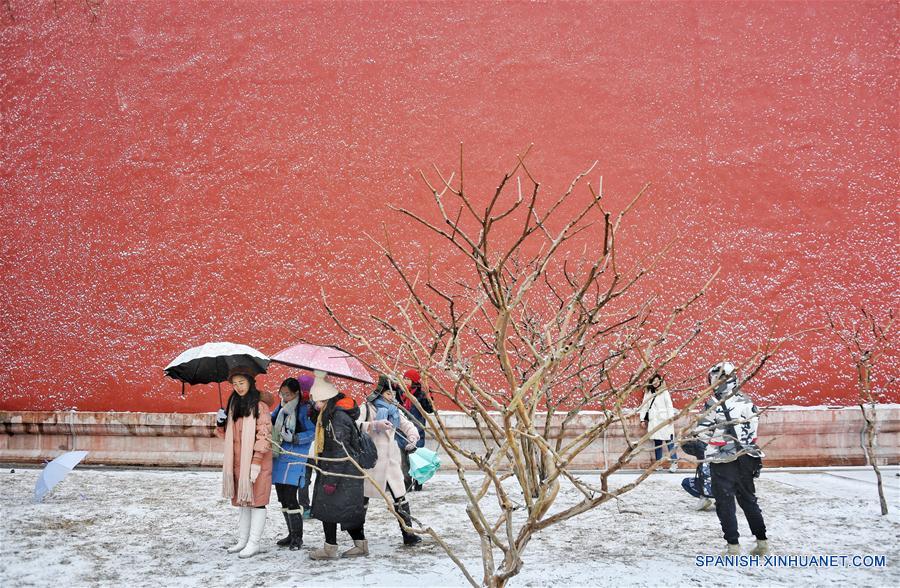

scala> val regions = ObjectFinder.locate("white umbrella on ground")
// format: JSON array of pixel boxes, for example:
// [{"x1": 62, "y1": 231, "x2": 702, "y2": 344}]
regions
[{"x1": 34, "y1": 450, "x2": 89, "y2": 503}]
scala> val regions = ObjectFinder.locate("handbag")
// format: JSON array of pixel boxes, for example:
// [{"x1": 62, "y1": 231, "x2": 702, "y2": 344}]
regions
[
  {"x1": 680, "y1": 439, "x2": 706, "y2": 460},
  {"x1": 641, "y1": 391, "x2": 657, "y2": 423},
  {"x1": 354, "y1": 402, "x2": 379, "y2": 469},
  {"x1": 356, "y1": 429, "x2": 378, "y2": 469}
]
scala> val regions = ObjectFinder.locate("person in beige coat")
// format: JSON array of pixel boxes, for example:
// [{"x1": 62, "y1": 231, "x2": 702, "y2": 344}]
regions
[
  {"x1": 214, "y1": 366, "x2": 273, "y2": 558},
  {"x1": 359, "y1": 376, "x2": 423, "y2": 546},
  {"x1": 639, "y1": 372, "x2": 679, "y2": 473}
]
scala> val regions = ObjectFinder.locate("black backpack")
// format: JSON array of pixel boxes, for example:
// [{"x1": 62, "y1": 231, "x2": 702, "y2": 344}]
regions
[{"x1": 354, "y1": 403, "x2": 379, "y2": 469}]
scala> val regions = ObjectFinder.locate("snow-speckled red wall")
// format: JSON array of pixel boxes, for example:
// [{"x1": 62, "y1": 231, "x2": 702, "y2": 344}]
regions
[{"x1": 1, "y1": 1, "x2": 897, "y2": 412}]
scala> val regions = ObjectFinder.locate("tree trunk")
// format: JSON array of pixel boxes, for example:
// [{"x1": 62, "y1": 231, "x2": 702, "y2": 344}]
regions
[{"x1": 860, "y1": 403, "x2": 889, "y2": 515}]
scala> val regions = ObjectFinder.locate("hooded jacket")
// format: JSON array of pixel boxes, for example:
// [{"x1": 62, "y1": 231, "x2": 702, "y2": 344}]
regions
[{"x1": 694, "y1": 379, "x2": 763, "y2": 462}]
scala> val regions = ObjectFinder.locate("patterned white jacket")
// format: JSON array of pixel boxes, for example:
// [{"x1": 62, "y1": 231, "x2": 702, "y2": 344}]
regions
[{"x1": 694, "y1": 382, "x2": 764, "y2": 462}]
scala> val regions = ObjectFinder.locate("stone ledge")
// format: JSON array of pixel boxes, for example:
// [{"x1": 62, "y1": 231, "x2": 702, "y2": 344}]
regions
[{"x1": 1, "y1": 406, "x2": 897, "y2": 468}]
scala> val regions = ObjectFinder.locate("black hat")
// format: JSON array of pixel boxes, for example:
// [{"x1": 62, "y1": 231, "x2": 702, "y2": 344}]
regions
[{"x1": 366, "y1": 374, "x2": 399, "y2": 402}]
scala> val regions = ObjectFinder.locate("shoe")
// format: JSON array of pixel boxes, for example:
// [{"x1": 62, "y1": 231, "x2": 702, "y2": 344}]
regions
[
  {"x1": 276, "y1": 510, "x2": 292, "y2": 547},
  {"x1": 309, "y1": 542, "x2": 339, "y2": 560},
  {"x1": 695, "y1": 497, "x2": 713, "y2": 511},
  {"x1": 287, "y1": 509, "x2": 304, "y2": 551},
  {"x1": 238, "y1": 508, "x2": 267, "y2": 558},
  {"x1": 725, "y1": 543, "x2": 741, "y2": 555},
  {"x1": 750, "y1": 540, "x2": 769, "y2": 556},
  {"x1": 341, "y1": 539, "x2": 369, "y2": 558},
  {"x1": 403, "y1": 533, "x2": 422, "y2": 546},
  {"x1": 668, "y1": 462, "x2": 678, "y2": 473},
  {"x1": 226, "y1": 507, "x2": 252, "y2": 553}
]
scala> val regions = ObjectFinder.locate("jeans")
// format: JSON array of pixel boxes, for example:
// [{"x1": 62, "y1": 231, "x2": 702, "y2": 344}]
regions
[
  {"x1": 653, "y1": 438, "x2": 677, "y2": 462},
  {"x1": 710, "y1": 455, "x2": 767, "y2": 544}
]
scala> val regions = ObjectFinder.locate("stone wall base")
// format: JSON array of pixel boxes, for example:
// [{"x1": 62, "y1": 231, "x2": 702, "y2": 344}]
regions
[{"x1": 1, "y1": 406, "x2": 897, "y2": 468}]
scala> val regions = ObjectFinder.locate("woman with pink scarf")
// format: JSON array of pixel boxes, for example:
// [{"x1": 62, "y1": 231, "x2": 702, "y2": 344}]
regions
[{"x1": 215, "y1": 366, "x2": 274, "y2": 558}]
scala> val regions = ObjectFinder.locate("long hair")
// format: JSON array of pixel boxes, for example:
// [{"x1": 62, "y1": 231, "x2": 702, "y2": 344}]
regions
[{"x1": 227, "y1": 377, "x2": 262, "y2": 421}]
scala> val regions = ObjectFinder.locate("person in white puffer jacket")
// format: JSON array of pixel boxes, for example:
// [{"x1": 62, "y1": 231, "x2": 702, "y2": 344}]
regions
[
  {"x1": 694, "y1": 361, "x2": 769, "y2": 557},
  {"x1": 639, "y1": 373, "x2": 679, "y2": 473}
]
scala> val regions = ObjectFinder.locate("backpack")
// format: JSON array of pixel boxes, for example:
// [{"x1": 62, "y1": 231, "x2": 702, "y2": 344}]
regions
[{"x1": 354, "y1": 402, "x2": 379, "y2": 470}]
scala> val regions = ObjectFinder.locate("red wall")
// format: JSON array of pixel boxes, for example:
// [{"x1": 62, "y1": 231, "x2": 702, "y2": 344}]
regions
[{"x1": 1, "y1": 1, "x2": 897, "y2": 412}]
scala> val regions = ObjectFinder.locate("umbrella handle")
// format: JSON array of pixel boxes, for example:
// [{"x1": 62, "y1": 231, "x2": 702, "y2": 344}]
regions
[{"x1": 218, "y1": 382, "x2": 224, "y2": 409}]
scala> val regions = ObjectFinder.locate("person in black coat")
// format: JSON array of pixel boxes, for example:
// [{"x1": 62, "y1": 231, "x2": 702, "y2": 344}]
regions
[
  {"x1": 401, "y1": 369, "x2": 434, "y2": 491},
  {"x1": 308, "y1": 373, "x2": 368, "y2": 560}
]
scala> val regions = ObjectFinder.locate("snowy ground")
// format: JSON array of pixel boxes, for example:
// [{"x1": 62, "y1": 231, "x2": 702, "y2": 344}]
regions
[{"x1": 1, "y1": 466, "x2": 897, "y2": 587}]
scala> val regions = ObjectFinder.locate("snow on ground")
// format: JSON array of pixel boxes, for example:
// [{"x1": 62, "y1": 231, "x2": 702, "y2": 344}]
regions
[{"x1": 1, "y1": 467, "x2": 898, "y2": 587}]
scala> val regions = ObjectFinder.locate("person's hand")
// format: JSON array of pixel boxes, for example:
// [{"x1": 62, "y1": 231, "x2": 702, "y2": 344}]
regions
[
  {"x1": 405, "y1": 443, "x2": 417, "y2": 453},
  {"x1": 250, "y1": 463, "x2": 261, "y2": 483},
  {"x1": 216, "y1": 408, "x2": 228, "y2": 427},
  {"x1": 372, "y1": 420, "x2": 393, "y2": 434}
]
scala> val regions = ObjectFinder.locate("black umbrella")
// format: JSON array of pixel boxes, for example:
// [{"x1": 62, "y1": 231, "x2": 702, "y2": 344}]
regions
[{"x1": 164, "y1": 342, "x2": 270, "y2": 406}]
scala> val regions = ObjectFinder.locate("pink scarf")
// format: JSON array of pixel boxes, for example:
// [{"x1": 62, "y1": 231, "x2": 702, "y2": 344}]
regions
[{"x1": 222, "y1": 407, "x2": 257, "y2": 505}]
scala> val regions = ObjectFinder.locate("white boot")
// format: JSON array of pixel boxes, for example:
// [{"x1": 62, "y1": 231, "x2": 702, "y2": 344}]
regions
[
  {"x1": 750, "y1": 540, "x2": 770, "y2": 556},
  {"x1": 238, "y1": 508, "x2": 267, "y2": 558},
  {"x1": 226, "y1": 507, "x2": 252, "y2": 553}
]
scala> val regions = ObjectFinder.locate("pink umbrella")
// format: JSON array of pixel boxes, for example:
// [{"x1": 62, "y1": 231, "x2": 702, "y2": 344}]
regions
[{"x1": 270, "y1": 343, "x2": 374, "y2": 384}]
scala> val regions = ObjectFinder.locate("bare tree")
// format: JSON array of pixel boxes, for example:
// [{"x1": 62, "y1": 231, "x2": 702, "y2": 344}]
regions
[
  {"x1": 324, "y1": 146, "x2": 777, "y2": 587},
  {"x1": 829, "y1": 308, "x2": 895, "y2": 516}
]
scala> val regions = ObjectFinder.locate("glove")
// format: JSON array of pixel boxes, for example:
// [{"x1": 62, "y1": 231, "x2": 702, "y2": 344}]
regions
[
  {"x1": 250, "y1": 463, "x2": 261, "y2": 483},
  {"x1": 215, "y1": 408, "x2": 227, "y2": 427},
  {"x1": 372, "y1": 420, "x2": 393, "y2": 434}
]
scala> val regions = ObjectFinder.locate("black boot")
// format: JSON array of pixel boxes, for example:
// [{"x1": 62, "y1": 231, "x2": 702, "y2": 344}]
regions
[
  {"x1": 288, "y1": 509, "x2": 304, "y2": 551},
  {"x1": 276, "y1": 510, "x2": 292, "y2": 547},
  {"x1": 395, "y1": 498, "x2": 422, "y2": 546}
]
